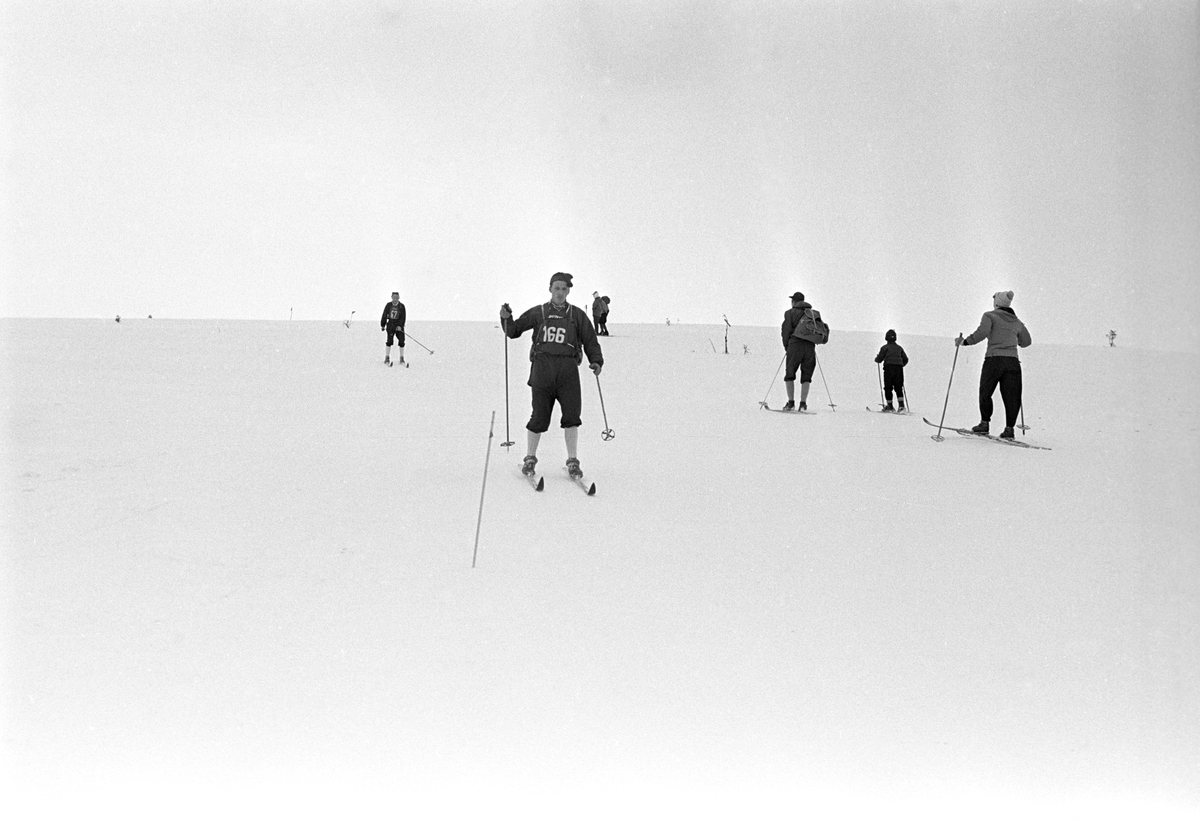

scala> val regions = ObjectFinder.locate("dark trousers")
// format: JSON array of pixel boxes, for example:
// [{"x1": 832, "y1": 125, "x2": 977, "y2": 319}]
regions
[
  {"x1": 527, "y1": 354, "x2": 583, "y2": 433},
  {"x1": 883, "y1": 364, "x2": 905, "y2": 401},
  {"x1": 978, "y1": 356, "x2": 1022, "y2": 428}
]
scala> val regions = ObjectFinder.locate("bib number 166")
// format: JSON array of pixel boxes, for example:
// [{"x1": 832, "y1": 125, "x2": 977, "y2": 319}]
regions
[{"x1": 541, "y1": 326, "x2": 567, "y2": 344}]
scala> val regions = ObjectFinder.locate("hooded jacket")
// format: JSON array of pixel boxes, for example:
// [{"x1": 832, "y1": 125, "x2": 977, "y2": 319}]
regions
[{"x1": 962, "y1": 307, "x2": 1031, "y2": 358}]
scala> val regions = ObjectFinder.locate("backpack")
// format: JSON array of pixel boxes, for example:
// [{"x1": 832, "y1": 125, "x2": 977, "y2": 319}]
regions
[{"x1": 793, "y1": 308, "x2": 830, "y2": 345}]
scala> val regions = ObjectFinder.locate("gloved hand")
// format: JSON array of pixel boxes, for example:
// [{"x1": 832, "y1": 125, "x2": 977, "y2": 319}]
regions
[
  {"x1": 500, "y1": 303, "x2": 512, "y2": 320},
  {"x1": 955, "y1": 334, "x2": 964, "y2": 346},
  {"x1": 589, "y1": 362, "x2": 602, "y2": 376}
]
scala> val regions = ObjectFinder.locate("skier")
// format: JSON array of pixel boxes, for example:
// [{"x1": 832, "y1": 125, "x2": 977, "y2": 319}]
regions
[
  {"x1": 500, "y1": 272, "x2": 603, "y2": 480},
  {"x1": 781, "y1": 292, "x2": 822, "y2": 411},
  {"x1": 874, "y1": 329, "x2": 909, "y2": 411},
  {"x1": 592, "y1": 291, "x2": 606, "y2": 335},
  {"x1": 600, "y1": 296, "x2": 611, "y2": 335},
  {"x1": 380, "y1": 291, "x2": 406, "y2": 367},
  {"x1": 956, "y1": 290, "x2": 1032, "y2": 439}
]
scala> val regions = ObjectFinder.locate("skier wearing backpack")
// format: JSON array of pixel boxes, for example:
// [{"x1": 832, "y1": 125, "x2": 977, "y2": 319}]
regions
[
  {"x1": 501, "y1": 272, "x2": 604, "y2": 480},
  {"x1": 781, "y1": 292, "x2": 826, "y2": 411},
  {"x1": 874, "y1": 329, "x2": 909, "y2": 411},
  {"x1": 956, "y1": 290, "x2": 1032, "y2": 439}
]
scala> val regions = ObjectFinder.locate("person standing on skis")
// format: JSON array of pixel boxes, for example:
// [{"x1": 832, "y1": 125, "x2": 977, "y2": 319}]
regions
[
  {"x1": 380, "y1": 291, "x2": 406, "y2": 367},
  {"x1": 500, "y1": 272, "x2": 603, "y2": 479},
  {"x1": 781, "y1": 292, "x2": 822, "y2": 411},
  {"x1": 874, "y1": 329, "x2": 909, "y2": 411},
  {"x1": 956, "y1": 290, "x2": 1032, "y2": 439},
  {"x1": 592, "y1": 291, "x2": 607, "y2": 335}
]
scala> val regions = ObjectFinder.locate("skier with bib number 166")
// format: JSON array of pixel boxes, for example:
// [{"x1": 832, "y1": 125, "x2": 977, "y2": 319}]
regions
[{"x1": 500, "y1": 272, "x2": 603, "y2": 482}]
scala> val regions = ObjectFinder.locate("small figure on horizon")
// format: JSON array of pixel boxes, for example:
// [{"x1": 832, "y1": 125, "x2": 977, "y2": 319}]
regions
[
  {"x1": 781, "y1": 291, "x2": 826, "y2": 411},
  {"x1": 115, "y1": 315, "x2": 120, "y2": 323},
  {"x1": 599, "y1": 295, "x2": 610, "y2": 335},
  {"x1": 380, "y1": 292, "x2": 406, "y2": 367},
  {"x1": 592, "y1": 291, "x2": 606, "y2": 336},
  {"x1": 500, "y1": 272, "x2": 603, "y2": 481},
  {"x1": 1107, "y1": 330, "x2": 1117, "y2": 347},
  {"x1": 957, "y1": 290, "x2": 1032, "y2": 439},
  {"x1": 875, "y1": 329, "x2": 909, "y2": 412}
]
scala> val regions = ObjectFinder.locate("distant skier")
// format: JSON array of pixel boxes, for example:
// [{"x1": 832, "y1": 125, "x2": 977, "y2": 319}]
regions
[
  {"x1": 781, "y1": 292, "x2": 825, "y2": 411},
  {"x1": 380, "y1": 291, "x2": 406, "y2": 367},
  {"x1": 592, "y1": 291, "x2": 605, "y2": 333},
  {"x1": 874, "y1": 329, "x2": 909, "y2": 411},
  {"x1": 600, "y1": 296, "x2": 611, "y2": 335},
  {"x1": 956, "y1": 290, "x2": 1032, "y2": 439},
  {"x1": 500, "y1": 272, "x2": 604, "y2": 480}
]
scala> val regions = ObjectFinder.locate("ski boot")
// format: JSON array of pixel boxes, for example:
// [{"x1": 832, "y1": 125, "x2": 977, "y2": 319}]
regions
[
  {"x1": 566, "y1": 457, "x2": 583, "y2": 479},
  {"x1": 798, "y1": 401, "x2": 807, "y2": 412},
  {"x1": 898, "y1": 399, "x2": 906, "y2": 413},
  {"x1": 883, "y1": 401, "x2": 894, "y2": 412},
  {"x1": 971, "y1": 421, "x2": 990, "y2": 435},
  {"x1": 782, "y1": 400, "x2": 795, "y2": 411},
  {"x1": 521, "y1": 455, "x2": 538, "y2": 476},
  {"x1": 999, "y1": 427, "x2": 1015, "y2": 440},
  {"x1": 384, "y1": 356, "x2": 392, "y2": 367}
]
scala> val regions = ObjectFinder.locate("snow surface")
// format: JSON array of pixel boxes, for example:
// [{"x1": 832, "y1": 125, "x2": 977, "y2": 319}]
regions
[{"x1": 3, "y1": 318, "x2": 1198, "y2": 819}]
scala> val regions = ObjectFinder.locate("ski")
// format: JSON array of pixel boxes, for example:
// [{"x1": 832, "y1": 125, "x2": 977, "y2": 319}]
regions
[
  {"x1": 564, "y1": 468, "x2": 596, "y2": 495},
  {"x1": 867, "y1": 406, "x2": 913, "y2": 415},
  {"x1": 760, "y1": 403, "x2": 816, "y2": 415},
  {"x1": 522, "y1": 470, "x2": 544, "y2": 491},
  {"x1": 922, "y1": 418, "x2": 1051, "y2": 450}
]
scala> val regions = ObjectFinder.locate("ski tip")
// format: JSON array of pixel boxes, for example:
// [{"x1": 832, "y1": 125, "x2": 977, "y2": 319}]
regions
[
  {"x1": 537, "y1": 477, "x2": 545, "y2": 491},
  {"x1": 587, "y1": 483, "x2": 596, "y2": 495}
]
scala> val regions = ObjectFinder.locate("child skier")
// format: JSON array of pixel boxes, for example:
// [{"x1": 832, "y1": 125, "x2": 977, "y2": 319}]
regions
[{"x1": 874, "y1": 329, "x2": 909, "y2": 412}]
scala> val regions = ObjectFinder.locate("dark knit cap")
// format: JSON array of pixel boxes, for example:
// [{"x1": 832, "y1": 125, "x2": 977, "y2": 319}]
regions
[
  {"x1": 550, "y1": 272, "x2": 573, "y2": 287},
  {"x1": 885, "y1": 329, "x2": 897, "y2": 342}
]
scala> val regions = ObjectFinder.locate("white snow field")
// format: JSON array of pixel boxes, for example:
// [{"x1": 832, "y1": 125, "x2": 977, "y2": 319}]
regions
[{"x1": 3, "y1": 317, "x2": 1198, "y2": 819}]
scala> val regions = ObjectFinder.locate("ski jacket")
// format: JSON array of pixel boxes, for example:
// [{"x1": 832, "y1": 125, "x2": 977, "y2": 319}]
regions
[
  {"x1": 962, "y1": 307, "x2": 1031, "y2": 358},
  {"x1": 380, "y1": 301, "x2": 406, "y2": 329},
  {"x1": 875, "y1": 342, "x2": 908, "y2": 367},
  {"x1": 781, "y1": 302, "x2": 816, "y2": 348},
  {"x1": 503, "y1": 301, "x2": 603, "y2": 367},
  {"x1": 592, "y1": 296, "x2": 606, "y2": 317}
]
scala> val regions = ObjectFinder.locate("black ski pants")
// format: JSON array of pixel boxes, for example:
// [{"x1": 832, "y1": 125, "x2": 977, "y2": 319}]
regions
[
  {"x1": 883, "y1": 364, "x2": 905, "y2": 401},
  {"x1": 978, "y1": 356, "x2": 1022, "y2": 428}
]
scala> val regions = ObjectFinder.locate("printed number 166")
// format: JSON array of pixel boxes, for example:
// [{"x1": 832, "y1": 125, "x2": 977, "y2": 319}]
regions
[{"x1": 541, "y1": 327, "x2": 567, "y2": 344}]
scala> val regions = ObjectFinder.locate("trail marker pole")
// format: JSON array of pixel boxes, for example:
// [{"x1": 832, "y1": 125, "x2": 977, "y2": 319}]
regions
[{"x1": 472, "y1": 412, "x2": 496, "y2": 569}]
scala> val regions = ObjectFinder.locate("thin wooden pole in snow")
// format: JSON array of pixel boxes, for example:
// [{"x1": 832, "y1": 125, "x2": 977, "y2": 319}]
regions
[{"x1": 472, "y1": 411, "x2": 496, "y2": 568}]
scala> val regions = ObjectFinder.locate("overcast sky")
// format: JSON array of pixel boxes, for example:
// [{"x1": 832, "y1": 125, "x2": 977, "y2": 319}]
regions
[{"x1": 2, "y1": 0, "x2": 1197, "y2": 350}]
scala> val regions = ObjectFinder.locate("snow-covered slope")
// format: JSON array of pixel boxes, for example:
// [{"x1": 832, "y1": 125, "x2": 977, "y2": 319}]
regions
[{"x1": 3, "y1": 318, "x2": 1197, "y2": 818}]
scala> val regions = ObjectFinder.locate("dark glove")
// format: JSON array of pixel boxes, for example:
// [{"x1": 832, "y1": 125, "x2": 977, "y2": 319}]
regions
[
  {"x1": 500, "y1": 303, "x2": 512, "y2": 320},
  {"x1": 955, "y1": 334, "x2": 964, "y2": 346},
  {"x1": 589, "y1": 362, "x2": 602, "y2": 376}
]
